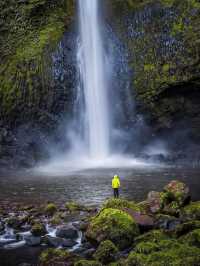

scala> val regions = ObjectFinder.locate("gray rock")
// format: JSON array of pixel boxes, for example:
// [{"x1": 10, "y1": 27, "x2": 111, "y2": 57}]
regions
[
  {"x1": 24, "y1": 235, "x2": 41, "y2": 246},
  {"x1": 62, "y1": 239, "x2": 77, "y2": 248},
  {"x1": 82, "y1": 248, "x2": 96, "y2": 258},
  {"x1": 56, "y1": 225, "x2": 78, "y2": 239},
  {"x1": 42, "y1": 235, "x2": 63, "y2": 247}
]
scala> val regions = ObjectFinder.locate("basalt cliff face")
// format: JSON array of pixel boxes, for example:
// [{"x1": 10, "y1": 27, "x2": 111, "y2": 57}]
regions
[
  {"x1": 0, "y1": 0, "x2": 76, "y2": 168},
  {"x1": 0, "y1": 0, "x2": 200, "y2": 168},
  {"x1": 104, "y1": 0, "x2": 200, "y2": 156}
]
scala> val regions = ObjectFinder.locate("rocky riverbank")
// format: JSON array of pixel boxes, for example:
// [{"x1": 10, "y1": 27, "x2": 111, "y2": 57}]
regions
[{"x1": 0, "y1": 180, "x2": 200, "y2": 265}]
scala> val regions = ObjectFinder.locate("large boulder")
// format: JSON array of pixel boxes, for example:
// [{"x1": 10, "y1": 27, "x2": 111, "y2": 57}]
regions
[
  {"x1": 164, "y1": 180, "x2": 190, "y2": 206},
  {"x1": 31, "y1": 223, "x2": 47, "y2": 237},
  {"x1": 24, "y1": 235, "x2": 41, "y2": 246},
  {"x1": 147, "y1": 191, "x2": 162, "y2": 213},
  {"x1": 93, "y1": 240, "x2": 118, "y2": 264},
  {"x1": 56, "y1": 225, "x2": 78, "y2": 240},
  {"x1": 102, "y1": 198, "x2": 141, "y2": 212},
  {"x1": 122, "y1": 208, "x2": 154, "y2": 231},
  {"x1": 86, "y1": 208, "x2": 139, "y2": 250}
]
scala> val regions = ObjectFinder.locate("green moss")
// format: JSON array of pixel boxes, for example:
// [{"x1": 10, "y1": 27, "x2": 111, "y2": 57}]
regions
[
  {"x1": 86, "y1": 208, "x2": 139, "y2": 250},
  {"x1": 31, "y1": 223, "x2": 47, "y2": 236},
  {"x1": 39, "y1": 248, "x2": 70, "y2": 265},
  {"x1": 45, "y1": 203, "x2": 57, "y2": 216},
  {"x1": 102, "y1": 198, "x2": 141, "y2": 212},
  {"x1": 182, "y1": 202, "x2": 200, "y2": 220},
  {"x1": 127, "y1": 238, "x2": 200, "y2": 266},
  {"x1": 65, "y1": 201, "x2": 85, "y2": 212},
  {"x1": 146, "y1": 244, "x2": 200, "y2": 266},
  {"x1": 75, "y1": 260, "x2": 102, "y2": 266},
  {"x1": 179, "y1": 229, "x2": 200, "y2": 247},
  {"x1": 94, "y1": 240, "x2": 118, "y2": 264},
  {"x1": 134, "y1": 230, "x2": 170, "y2": 245},
  {"x1": 175, "y1": 220, "x2": 200, "y2": 237},
  {"x1": 0, "y1": 0, "x2": 75, "y2": 122},
  {"x1": 50, "y1": 214, "x2": 62, "y2": 226},
  {"x1": 125, "y1": 252, "x2": 148, "y2": 266},
  {"x1": 135, "y1": 241, "x2": 159, "y2": 254},
  {"x1": 144, "y1": 64, "x2": 155, "y2": 72}
]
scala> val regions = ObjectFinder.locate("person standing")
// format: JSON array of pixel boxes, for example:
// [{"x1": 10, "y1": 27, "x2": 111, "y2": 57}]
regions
[{"x1": 112, "y1": 175, "x2": 120, "y2": 198}]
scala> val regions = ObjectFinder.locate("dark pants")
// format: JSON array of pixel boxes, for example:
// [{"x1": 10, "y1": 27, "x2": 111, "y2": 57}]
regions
[{"x1": 113, "y1": 188, "x2": 119, "y2": 198}]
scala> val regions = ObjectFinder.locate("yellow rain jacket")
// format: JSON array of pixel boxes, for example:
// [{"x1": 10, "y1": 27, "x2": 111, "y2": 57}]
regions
[{"x1": 112, "y1": 175, "x2": 120, "y2": 189}]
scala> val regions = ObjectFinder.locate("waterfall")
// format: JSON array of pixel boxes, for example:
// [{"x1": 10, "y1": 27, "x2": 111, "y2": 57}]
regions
[
  {"x1": 36, "y1": 0, "x2": 152, "y2": 174},
  {"x1": 78, "y1": 0, "x2": 110, "y2": 159}
]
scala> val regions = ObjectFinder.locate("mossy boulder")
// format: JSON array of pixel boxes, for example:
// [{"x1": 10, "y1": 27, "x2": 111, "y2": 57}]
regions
[
  {"x1": 86, "y1": 208, "x2": 139, "y2": 250},
  {"x1": 179, "y1": 229, "x2": 200, "y2": 247},
  {"x1": 134, "y1": 241, "x2": 159, "y2": 255},
  {"x1": 31, "y1": 223, "x2": 47, "y2": 237},
  {"x1": 127, "y1": 239, "x2": 200, "y2": 266},
  {"x1": 174, "y1": 220, "x2": 200, "y2": 237},
  {"x1": 75, "y1": 260, "x2": 102, "y2": 266},
  {"x1": 164, "y1": 180, "x2": 190, "y2": 206},
  {"x1": 45, "y1": 203, "x2": 57, "y2": 216},
  {"x1": 65, "y1": 201, "x2": 86, "y2": 212},
  {"x1": 50, "y1": 214, "x2": 62, "y2": 226},
  {"x1": 102, "y1": 198, "x2": 141, "y2": 212},
  {"x1": 134, "y1": 230, "x2": 170, "y2": 245},
  {"x1": 182, "y1": 202, "x2": 200, "y2": 220},
  {"x1": 94, "y1": 240, "x2": 118, "y2": 264},
  {"x1": 39, "y1": 248, "x2": 73, "y2": 265}
]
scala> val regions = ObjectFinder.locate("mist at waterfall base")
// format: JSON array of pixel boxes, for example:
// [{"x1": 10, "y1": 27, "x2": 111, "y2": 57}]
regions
[{"x1": 37, "y1": 0, "x2": 163, "y2": 175}]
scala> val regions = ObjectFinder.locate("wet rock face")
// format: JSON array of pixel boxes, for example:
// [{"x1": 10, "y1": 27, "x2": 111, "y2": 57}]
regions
[
  {"x1": 104, "y1": 0, "x2": 200, "y2": 145},
  {"x1": 56, "y1": 225, "x2": 78, "y2": 240},
  {"x1": 0, "y1": 1, "x2": 77, "y2": 169}
]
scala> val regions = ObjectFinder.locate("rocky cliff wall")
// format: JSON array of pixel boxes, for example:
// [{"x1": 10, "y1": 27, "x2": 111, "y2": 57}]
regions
[
  {"x1": 0, "y1": 0, "x2": 76, "y2": 169},
  {"x1": 104, "y1": 0, "x2": 200, "y2": 152}
]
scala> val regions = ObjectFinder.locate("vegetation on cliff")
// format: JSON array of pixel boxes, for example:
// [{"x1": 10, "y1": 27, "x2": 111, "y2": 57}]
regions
[
  {"x1": 106, "y1": 0, "x2": 200, "y2": 141},
  {"x1": 0, "y1": 0, "x2": 75, "y2": 124}
]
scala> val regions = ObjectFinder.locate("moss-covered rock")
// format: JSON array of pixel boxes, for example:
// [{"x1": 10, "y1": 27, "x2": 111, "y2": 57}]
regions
[
  {"x1": 102, "y1": 198, "x2": 141, "y2": 212},
  {"x1": 45, "y1": 203, "x2": 57, "y2": 216},
  {"x1": 175, "y1": 220, "x2": 200, "y2": 237},
  {"x1": 134, "y1": 230, "x2": 170, "y2": 245},
  {"x1": 164, "y1": 180, "x2": 190, "y2": 206},
  {"x1": 179, "y1": 229, "x2": 200, "y2": 247},
  {"x1": 134, "y1": 241, "x2": 159, "y2": 255},
  {"x1": 31, "y1": 222, "x2": 47, "y2": 236},
  {"x1": 86, "y1": 208, "x2": 139, "y2": 250},
  {"x1": 75, "y1": 260, "x2": 102, "y2": 266},
  {"x1": 182, "y1": 202, "x2": 200, "y2": 220},
  {"x1": 94, "y1": 240, "x2": 118, "y2": 264},
  {"x1": 39, "y1": 248, "x2": 72, "y2": 265},
  {"x1": 50, "y1": 213, "x2": 62, "y2": 226},
  {"x1": 65, "y1": 201, "x2": 86, "y2": 212},
  {"x1": 127, "y1": 239, "x2": 200, "y2": 266}
]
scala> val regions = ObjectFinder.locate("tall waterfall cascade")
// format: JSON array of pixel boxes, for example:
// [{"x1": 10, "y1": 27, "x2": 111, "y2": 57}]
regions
[
  {"x1": 36, "y1": 0, "x2": 152, "y2": 174},
  {"x1": 78, "y1": 0, "x2": 110, "y2": 159}
]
